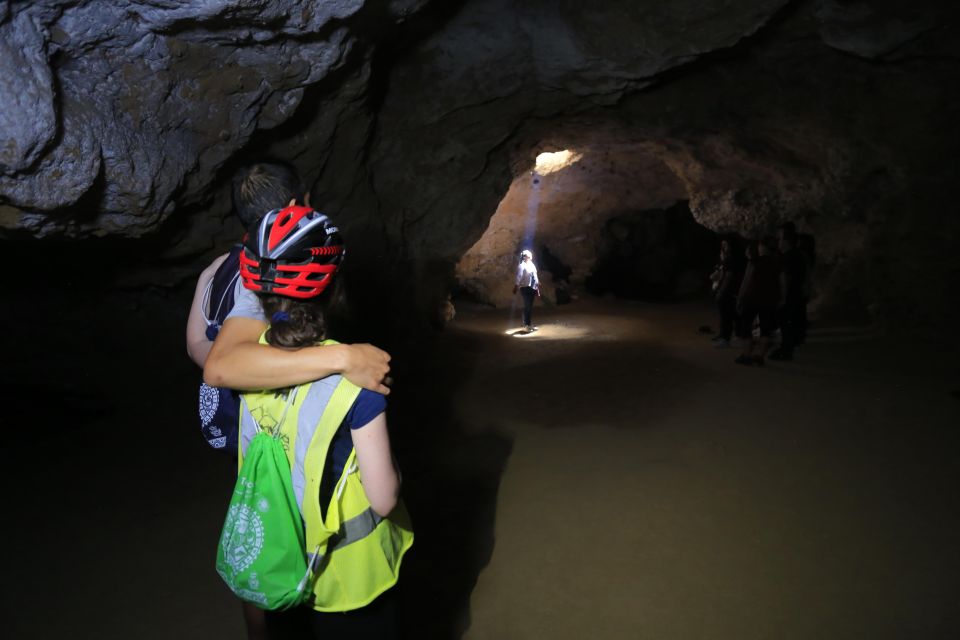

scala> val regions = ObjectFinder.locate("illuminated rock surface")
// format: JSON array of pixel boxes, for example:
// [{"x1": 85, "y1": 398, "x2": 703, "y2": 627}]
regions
[{"x1": 1, "y1": 0, "x2": 958, "y2": 327}]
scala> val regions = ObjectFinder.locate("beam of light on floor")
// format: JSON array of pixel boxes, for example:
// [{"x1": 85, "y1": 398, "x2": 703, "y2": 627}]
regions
[
  {"x1": 503, "y1": 323, "x2": 591, "y2": 340},
  {"x1": 501, "y1": 151, "x2": 579, "y2": 334},
  {"x1": 504, "y1": 168, "x2": 544, "y2": 332}
]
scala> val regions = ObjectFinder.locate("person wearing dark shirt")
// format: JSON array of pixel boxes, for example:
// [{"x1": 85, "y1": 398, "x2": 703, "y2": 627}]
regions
[
  {"x1": 735, "y1": 236, "x2": 781, "y2": 366},
  {"x1": 770, "y1": 229, "x2": 807, "y2": 360},
  {"x1": 711, "y1": 239, "x2": 741, "y2": 347}
]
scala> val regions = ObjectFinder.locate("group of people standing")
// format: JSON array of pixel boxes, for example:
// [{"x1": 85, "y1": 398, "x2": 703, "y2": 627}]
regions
[{"x1": 710, "y1": 223, "x2": 811, "y2": 366}]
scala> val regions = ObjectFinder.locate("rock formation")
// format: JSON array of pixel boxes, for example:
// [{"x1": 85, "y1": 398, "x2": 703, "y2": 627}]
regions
[{"x1": 2, "y1": 0, "x2": 958, "y2": 329}]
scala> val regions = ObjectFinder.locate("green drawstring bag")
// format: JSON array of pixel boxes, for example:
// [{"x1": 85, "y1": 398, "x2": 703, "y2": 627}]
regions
[{"x1": 215, "y1": 393, "x2": 312, "y2": 610}]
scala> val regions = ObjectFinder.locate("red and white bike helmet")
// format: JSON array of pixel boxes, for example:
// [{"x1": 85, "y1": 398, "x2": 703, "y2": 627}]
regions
[{"x1": 239, "y1": 205, "x2": 345, "y2": 299}]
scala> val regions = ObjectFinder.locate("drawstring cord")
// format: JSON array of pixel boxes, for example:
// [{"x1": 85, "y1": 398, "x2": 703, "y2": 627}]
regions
[
  {"x1": 241, "y1": 388, "x2": 298, "y2": 438},
  {"x1": 336, "y1": 461, "x2": 358, "y2": 501},
  {"x1": 296, "y1": 543, "x2": 323, "y2": 595}
]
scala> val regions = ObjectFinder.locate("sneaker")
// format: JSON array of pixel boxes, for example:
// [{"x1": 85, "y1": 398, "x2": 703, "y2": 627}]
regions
[
  {"x1": 734, "y1": 355, "x2": 753, "y2": 366},
  {"x1": 713, "y1": 339, "x2": 731, "y2": 348},
  {"x1": 752, "y1": 355, "x2": 765, "y2": 366},
  {"x1": 529, "y1": 325, "x2": 539, "y2": 332}
]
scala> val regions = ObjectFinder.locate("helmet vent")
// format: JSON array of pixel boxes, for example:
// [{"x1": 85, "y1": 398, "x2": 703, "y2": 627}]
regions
[{"x1": 242, "y1": 205, "x2": 344, "y2": 299}]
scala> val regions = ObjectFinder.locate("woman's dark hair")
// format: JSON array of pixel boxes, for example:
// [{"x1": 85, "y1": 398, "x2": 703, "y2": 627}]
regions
[
  {"x1": 258, "y1": 278, "x2": 345, "y2": 349},
  {"x1": 232, "y1": 161, "x2": 305, "y2": 228}
]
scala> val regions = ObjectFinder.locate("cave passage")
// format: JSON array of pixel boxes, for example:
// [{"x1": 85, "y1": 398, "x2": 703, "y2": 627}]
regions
[
  {"x1": 5, "y1": 285, "x2": 958, "y2": 640},
  {"x1": 3, "y1": 0, "x2": 960, "y2": 638},
  {"x1": 455, "y1": 137, "x2": 721, "y2": 326}
]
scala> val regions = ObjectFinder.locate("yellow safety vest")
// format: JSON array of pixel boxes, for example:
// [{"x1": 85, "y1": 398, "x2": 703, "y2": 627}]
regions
[{"x1": 239, "y1": 340, "x2": 414, "y2": 612}]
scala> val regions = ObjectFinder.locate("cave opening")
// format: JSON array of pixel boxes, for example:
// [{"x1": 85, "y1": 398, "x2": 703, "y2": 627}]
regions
[{"x1": 454, "y1": 136, "x2": 722, "y2": 319}]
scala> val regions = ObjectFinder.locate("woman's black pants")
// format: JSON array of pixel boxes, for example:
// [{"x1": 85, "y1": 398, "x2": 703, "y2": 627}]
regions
[
  {"x1": 717, "y1": 294, "x2": 736, "y2": 340},
  {"x1": 520, "y1": 286, "x2": 536, "y2": 326}
]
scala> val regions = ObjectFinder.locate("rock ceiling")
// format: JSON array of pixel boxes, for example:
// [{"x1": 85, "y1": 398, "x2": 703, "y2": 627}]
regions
[{"x1": 1, "y1": 0, "x2": 957, "y2": 326}]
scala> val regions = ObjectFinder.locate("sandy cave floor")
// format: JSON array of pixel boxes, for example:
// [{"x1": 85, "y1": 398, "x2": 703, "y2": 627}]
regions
[{"x1": 3, "y1": 293, "x2": 960, "y2": 639}]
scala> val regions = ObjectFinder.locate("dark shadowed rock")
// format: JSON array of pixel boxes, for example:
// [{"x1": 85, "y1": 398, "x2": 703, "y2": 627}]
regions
[
  {"x1": 0, "y1": 10, "x2": 56, "y2": 176},
  {"x1": 1, "y1": 0, "x2": 368, "y2": 237},
  {"x1": 1, "y1": 0, "x2": 958, "y2": 331}
]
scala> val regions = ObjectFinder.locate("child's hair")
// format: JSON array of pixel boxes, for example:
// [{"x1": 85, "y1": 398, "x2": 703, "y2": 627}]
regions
[
  {"x1": 259, "y1": 279, "x2": 345, "y2": 349},
  {"x1": 232, "y1": 162, "x2": 305, "y2": 228}
]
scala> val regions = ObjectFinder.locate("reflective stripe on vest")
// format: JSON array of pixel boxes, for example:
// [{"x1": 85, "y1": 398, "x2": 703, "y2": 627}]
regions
[{"x1": 306, "y1": 506, "x2": 384, "y2": 573}]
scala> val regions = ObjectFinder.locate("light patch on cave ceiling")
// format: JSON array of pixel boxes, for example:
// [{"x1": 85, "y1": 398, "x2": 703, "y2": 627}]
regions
[{"x1": 534, "y1": 149, "x2": 582, "y2": 175}]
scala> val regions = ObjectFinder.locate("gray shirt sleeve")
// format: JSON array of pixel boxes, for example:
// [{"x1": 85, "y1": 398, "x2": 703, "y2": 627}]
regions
[{"x1": 226, "y1": 279, "x2": 267, "y2": 323}]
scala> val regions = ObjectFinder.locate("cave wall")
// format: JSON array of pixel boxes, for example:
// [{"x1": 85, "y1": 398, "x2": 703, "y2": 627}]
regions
[
  {"x1": 584, "y1": 202, "x2": 720, "y2": 302},
  {"x1": 366, "y1": 0, "x2": 791, "y2": 262},
  {"x1": 0, "y1": 0, "x2": 427, "y2": 241},
  {"x1": 368, "y1": 0, "x2": 959, "y2": 327},
  {"x1": 2, "y1": 0, "x2": 958, "y2": 331},
  {"x1": 455, "y1": 144, "x2": 690, "y2": 306}
]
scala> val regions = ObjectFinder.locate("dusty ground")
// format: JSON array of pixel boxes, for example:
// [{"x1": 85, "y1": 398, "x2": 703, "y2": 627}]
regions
[
  {"x1": 3, "y1": 291, "x2": 959, "y2": 639},
  {"x1": 447, "y1": 300, "x2": 960, "y2": 640}
]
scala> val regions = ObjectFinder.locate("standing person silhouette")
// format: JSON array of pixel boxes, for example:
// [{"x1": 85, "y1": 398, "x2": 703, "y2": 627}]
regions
[
  {"x1": 734, "y1": 237, "x2": 781, "y2": 366},
  {"x1": 513, "y1": 249, "x2": 540, "y2": 333},
  {"x1": 711, "y1": 238, "x2": 742, "y2": 348},
  {"x1": 770, "y1": 228, "x2": 807, "y2": 361}
]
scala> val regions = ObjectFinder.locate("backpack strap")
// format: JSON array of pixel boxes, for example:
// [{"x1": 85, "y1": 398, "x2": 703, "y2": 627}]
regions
[{"x1": 204, "y1": 245, "x2": 243, "y2": 327}]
